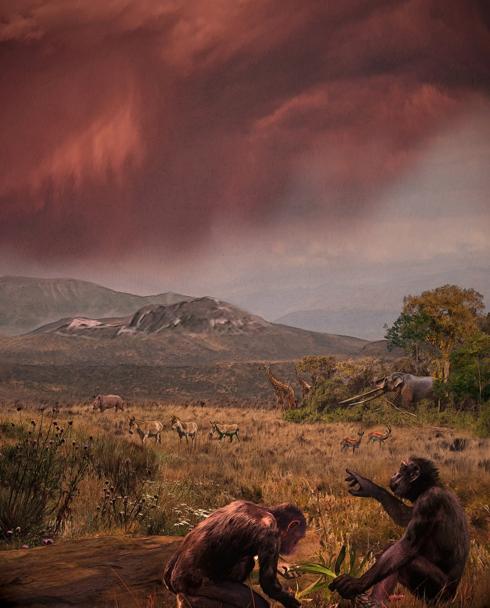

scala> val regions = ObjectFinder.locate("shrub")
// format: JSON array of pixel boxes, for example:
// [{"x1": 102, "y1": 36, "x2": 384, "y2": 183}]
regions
[
  {"x1": 90, "y1": 435, "x2": 158, "y2": 495},
  {"x1": 0, "y1": 414, "x2": 91, "y2": 543},
  {"x1": 476, "y1": 403, "x2": 490, "y2": 438}
]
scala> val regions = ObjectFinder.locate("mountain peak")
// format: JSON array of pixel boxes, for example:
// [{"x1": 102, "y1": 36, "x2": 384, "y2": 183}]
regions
[{"x1": 122, "y1": 297, "x2": 269, "y2": 335}]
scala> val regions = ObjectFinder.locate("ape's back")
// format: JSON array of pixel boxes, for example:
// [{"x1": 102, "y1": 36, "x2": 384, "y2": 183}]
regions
[{"x1": 165, "y1": 501, "x2": 277, "y2": 592}]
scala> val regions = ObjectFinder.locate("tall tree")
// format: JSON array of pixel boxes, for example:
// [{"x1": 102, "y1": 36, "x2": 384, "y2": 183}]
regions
[
  {"x1": 386, "y1": 285, "x2": 485, "y2": 382},
  {"x1": 384, "y1": 311, "x2": 433, "y2": 373}
]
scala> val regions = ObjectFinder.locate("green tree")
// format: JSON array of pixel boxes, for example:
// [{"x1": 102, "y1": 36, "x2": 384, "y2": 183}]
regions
[
  {"x1": 449, "y1": 332, "x2": 490, "y2": 407},
  {"x1": 296, "y1": 356, "x2": 336, "y2": 385},
  {"x1": 386, "y1": 285, "x2": 485, "y2": 382},
  {"x1": 384, "y1": 311, "x2": 433, "y2": 373}
]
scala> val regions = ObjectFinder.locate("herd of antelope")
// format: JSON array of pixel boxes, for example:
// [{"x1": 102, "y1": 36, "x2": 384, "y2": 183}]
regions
[
  {"x1": 340, "y1": 425, "x2": 392, "y2": 453},
  {"x1": 91, "y1": 394, "x2": 239, "y2": 447},
  {"x1": 91, "y1": 393, "x2": 391, "y2": 454},
  {"x1": 127, "y1": 415, "x2": 238, "y2": 447}
]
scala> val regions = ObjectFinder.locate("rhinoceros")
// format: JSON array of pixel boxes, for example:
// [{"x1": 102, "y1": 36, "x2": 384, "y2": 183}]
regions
[{"x1": 92, "y1": 394, "x2": 125, "y2": 412}]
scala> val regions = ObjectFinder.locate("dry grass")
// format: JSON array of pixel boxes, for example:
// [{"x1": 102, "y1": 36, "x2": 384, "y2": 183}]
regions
[{"x1": 1, "y1": 401, "x2": 489, "y2": 607}]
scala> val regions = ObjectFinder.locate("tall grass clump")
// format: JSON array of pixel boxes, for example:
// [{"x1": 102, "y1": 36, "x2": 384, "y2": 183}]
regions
[
  {"x1": 89, "y1": 434, "x2": 162, "y2": 532},
  {"x1": 0, "y1": 411, "x2": 91, "y2": 545},
  {"x1": 90, "y1": 435, "x2": 158, "y2": 495}
]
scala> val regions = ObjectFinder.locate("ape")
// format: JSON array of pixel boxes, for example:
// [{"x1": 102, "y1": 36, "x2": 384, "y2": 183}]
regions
[
  {"x1": 329, "y1": 458, "x2": 469, "y2": 605},
  {"x1": 163, "y1": 500, "x2": 306, "y2": 608}
]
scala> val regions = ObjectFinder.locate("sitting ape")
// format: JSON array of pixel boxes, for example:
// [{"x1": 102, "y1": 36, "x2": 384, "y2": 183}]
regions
[
  {"x1": 163, "y1": 500, "x2": 306, "y2": 608},
  {"x1": 329, "y1": 457, "x2": 469, "y2": 605}
]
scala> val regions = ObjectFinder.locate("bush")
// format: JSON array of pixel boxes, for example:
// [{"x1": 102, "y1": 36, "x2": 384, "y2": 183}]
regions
[
  {"x1": 0, "y1": 415, "x2": 91, "y2": 544},
  {"x1": 90, "y1": 435, "x2": 158, "y2": 495},
  {"x1": 89, "y1": 435, "x2": 161, "y2": 533},
  {"x1": 477, "y1": 403, "x2": 490, "y2": 438}
]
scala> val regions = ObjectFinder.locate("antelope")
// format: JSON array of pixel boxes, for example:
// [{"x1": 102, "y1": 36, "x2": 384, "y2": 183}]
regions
[
  {"x1": 128, "y1": 416, "x2": 164, "y2": 444},
  {"x1": 368, "y1": 425, "x2": 392, "y2": 446},
  {"x1": 209, "y1": 422, "x2": 240, "y2": 442},
  {"x1": 171, "y1": 415, "x2": 198, "y2": 445},
  {"x1": 340, "y1": 430, "x2": 364, "y2": 453}
]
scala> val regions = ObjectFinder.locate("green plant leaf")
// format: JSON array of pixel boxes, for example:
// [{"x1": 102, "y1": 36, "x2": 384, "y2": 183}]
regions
[
  {"x1": 334, "y1": 544, "x2": 347, "y2": 575},
  {"x1": 296, "y1": 576, "x2": 330, "y2": 599},
  {"x1": 295, "y1": 562, "x2": 336, "y2": 578}
]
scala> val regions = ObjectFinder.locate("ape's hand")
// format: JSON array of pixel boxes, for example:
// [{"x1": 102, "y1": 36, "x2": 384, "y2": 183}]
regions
[
  {"x1": 345, "y1": 469, "x2": 378, "y2": 498},
  {"x1": 329, "y1": 574, "x2": 364, "y2": 599},
  {"x1": 278, "y1": 561, "x2": 301, "y2": 580}
]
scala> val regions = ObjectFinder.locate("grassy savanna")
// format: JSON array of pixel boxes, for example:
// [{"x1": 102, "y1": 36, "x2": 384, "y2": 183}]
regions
[{"x1": 1, "y1": 402, "x2": 489, "y2": 607}]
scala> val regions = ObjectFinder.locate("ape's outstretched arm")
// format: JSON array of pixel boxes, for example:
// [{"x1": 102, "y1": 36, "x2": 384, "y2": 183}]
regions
[{"x1": 345, "y1": 469, "x2": 412, "y2": 527}]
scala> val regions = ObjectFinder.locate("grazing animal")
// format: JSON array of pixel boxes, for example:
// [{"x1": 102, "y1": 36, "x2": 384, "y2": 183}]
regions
[
  {"x1": 92, "y1": 394, "x2": 124, "y2": 412},
  {"x1": 296, "y1": 373, "x2": 312, "y2": 402},
  {"x1": 330, "y1": 457, "x2": 469, "y2": 605},
  {"x1": 163, "y1": 500, "x2": 306, "y2": 608},
  {"x1": 368, "y1": 425, "x2": 392, "y2": 446},
  {"x1": 209, "y1": 422, "x2": 240, "y2": 442},
  {"x1": 340, "y1": 430, "x2": 364, "y2": 453},
  {"x1": 128, "y1": 416, "x2": 163, "y2": 444},
  {"x1": 265, "y1": 366, "x2": 298, "y2": 409},
  {"x1": 171, "y1": 415, "x2": 198, "y2": 445}
]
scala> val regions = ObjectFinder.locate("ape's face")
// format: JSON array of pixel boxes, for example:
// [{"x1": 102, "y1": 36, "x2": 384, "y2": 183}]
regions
[
  {"x1": 389, "y1": 460, "x2": 420, "y2": 498},
  {"x1": 279, "y1": 520, "x2": 306, "y2": 555}
]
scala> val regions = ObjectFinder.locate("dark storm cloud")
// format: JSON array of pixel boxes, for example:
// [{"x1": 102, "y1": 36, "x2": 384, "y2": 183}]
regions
[{"x1": 0, "y1": 0, "x2": 489, "y2": 260}]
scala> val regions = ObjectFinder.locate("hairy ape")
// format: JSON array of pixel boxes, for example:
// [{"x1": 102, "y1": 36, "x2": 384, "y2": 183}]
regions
[
  {"x1": 329, "y1": 457, "x2": 469, "y2": 605},
  {"x1": 163, "y1": 500, "x2": 306, "y2": 608}
]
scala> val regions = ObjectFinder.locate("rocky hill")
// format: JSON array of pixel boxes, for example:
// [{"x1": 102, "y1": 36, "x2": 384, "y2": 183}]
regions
[
  {"x1": 13, "y1": 297, "x2": 370, "y2": 366},
  {"x1": 31, "y1": 297, "x2": 270, "y2": 338},
  {"x1": 0, "y1": 276, "x2": 191, "y2": 335}
]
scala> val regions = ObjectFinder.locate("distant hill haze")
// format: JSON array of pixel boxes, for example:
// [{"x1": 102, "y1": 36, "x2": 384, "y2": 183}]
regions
[
  {"x1": 0, "y1": 276, "x2": 191, "y2": 335},
  {"x1": 274, "y1": 309, "x2": 399, "y2": 341}
]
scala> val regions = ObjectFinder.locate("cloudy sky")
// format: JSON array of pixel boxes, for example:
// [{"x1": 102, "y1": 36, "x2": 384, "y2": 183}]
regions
[{"x1": 1, "y1": 1, "x2": 489, "y2": 332}]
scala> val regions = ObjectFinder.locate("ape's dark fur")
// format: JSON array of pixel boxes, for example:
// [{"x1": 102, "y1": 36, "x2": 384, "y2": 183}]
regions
[
  {"x1": 163, "y1": 500, "x2": 305, "y2": 608},
  {"x1": 330, "y1": 457, "x2": 469, "y2": 605}
]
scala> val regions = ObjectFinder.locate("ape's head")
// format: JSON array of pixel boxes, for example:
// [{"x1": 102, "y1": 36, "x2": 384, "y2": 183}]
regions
[
  {"x1": 270, "y1": 503, "x2": 306, "y2": 555},
  {"x1": 389, "y1": 457, "x2": 440, "y2": 502}
]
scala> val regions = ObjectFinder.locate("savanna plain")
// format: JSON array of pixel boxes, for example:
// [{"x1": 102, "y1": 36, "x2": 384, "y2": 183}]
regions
[{"x1": 1, "y1": 402, "x2": 488, "y2": 607}]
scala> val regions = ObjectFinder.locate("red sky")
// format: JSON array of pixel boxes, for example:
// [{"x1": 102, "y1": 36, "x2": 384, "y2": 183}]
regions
[{"x1": 0, "y1": 1, "x2": 489, "y2": 327}]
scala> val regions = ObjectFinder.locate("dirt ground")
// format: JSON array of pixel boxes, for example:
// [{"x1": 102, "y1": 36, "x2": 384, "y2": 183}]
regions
[{"x1": 0, "y1": 535, "x2": 181, "y2": 607}]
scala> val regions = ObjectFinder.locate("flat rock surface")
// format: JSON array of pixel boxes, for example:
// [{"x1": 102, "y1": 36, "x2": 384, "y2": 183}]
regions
[{"x1": 0, "y1": 535, "x2": 182, "y2": 607}]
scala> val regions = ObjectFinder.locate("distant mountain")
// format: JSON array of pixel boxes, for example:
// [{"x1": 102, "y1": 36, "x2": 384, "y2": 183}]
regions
[
  {"x1": 0, "y1": 296, "x2": 400, "y2": 401},
  {"x1": 274, "y1": 309, "x2": 399, "y2": 341},
  {"x1": 22, "y1": 297, "x2": 370, "y2": 363},
  {"x1": 0, "y1": 276, "x2": 192, "y2": 335},
  {"x1": 32, "y1": 297, "x2": 270, "y2": 338}
]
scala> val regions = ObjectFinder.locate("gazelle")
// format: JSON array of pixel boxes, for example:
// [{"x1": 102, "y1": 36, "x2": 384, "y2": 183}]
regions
[
  {"x1": 171, "y1": 415, "x2": 198, "y2": 445},
  {"x1": 340, "y1": 430, "x2": 364, "y2": 453},
  {"x1": 209, "y1": 422, "x2": 240, "y2": 442},
  {"x1": 368, "y1": 425, "x2": 392, "y2": 446},
  {"x1": 128, "y1": 416, "x2": 164, "y2": 444}
]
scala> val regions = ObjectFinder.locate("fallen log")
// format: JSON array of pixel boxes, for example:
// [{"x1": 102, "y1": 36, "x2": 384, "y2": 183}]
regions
[{"x1": 0, "y1": 535, "x2": 182, "y2": 607}]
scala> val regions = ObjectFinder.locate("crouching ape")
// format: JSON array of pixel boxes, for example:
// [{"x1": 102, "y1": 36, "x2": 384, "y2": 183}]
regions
[
  {"x1": 329, "y1": 457, "x2": 469, "y2": 606},
  {"x1": 163, "y1": 500, "x2": 306, "y2": 608}
]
